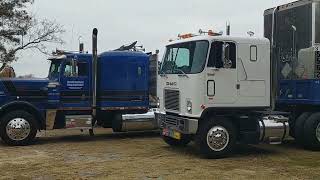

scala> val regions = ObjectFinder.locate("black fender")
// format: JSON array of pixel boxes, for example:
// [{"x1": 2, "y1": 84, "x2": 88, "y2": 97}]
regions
[{"x1": 0, "y1": 101, "x2": 45, "y2": 129}]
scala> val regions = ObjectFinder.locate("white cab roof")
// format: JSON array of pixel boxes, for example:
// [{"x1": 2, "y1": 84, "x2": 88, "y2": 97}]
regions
[{"x1": 166, "y1": 35, "x2": 270, "y2": 46}]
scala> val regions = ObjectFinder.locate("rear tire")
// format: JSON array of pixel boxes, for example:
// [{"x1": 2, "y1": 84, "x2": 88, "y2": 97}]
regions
[
  {"x1": 196, "y1": 117, "x2": 237, "y2": 159},
  {"x1": 303, "y1": 113, "x2": 320, "y2": 150},
  {"x1": 294, "y1": 112, "x2": 311, "y2": 147},
  {"x1": 0, "y1": 110, "x2": 38, "y2": 146},
  {"x1": 162, "y1": 134, "x2": 191, "y2": 147}
]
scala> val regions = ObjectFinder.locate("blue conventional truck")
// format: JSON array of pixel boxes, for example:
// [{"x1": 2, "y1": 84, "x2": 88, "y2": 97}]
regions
[{"x1": 0, "y1": 29, "x2": 158, "y2": 145}]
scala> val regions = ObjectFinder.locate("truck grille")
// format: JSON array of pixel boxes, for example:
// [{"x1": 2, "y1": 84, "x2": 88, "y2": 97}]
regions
[
  {"x1": 164, "y1": 89, "x2": 180, "y2": 111},
  {"x1": 162, "y1": 113, "x2": 186, "y2": 132},
  {"x1": 164, "y1": 114, "x2": 178, "y2": 126}
]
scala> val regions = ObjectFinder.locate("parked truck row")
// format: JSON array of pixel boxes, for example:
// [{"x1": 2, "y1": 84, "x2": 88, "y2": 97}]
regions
[{"x1": 0, "y1": 0, "x2": 319, "y2": 159}]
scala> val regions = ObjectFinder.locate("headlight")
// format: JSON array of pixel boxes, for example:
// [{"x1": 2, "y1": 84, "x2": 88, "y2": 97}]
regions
[
  {"x1": 157, "y1": 97, "x2": 160, "y2": 108},
  {"x1": 187, "y1": 100, "x2": 192, "y2": 113}
]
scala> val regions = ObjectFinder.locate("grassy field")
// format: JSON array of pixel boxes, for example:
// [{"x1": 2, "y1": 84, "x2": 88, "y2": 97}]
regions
[{"x1": 0, "y1": 129, "x2": 319, "y2": 180}]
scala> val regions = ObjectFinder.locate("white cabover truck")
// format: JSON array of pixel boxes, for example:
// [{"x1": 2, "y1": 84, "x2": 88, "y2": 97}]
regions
[
  {"x1": 156, "y1": 34, "x2": 290, "y2": 158},
  {"x1": 157, "y1": 0, "x2": 320, "y2": 158}
]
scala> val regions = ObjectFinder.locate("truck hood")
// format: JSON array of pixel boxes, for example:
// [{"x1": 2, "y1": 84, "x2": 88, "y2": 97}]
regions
[{"x1": 0, "y1": 78, "x2": 50, "y2": 97}]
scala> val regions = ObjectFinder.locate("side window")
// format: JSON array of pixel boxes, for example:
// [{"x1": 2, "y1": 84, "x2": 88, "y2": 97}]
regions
[
  {"x1": 208, "y1": 41, "x2": 223, "y2": 68},
  {"x1": 208, "y1": 41, "x2": 236, "y2": 69},
  {"x1": 64, "y1": 62, "x2": 73, "y2": 77},
  {"x1": 64, "y1": 61, "x2": 88, "y2": 77},
  {"x1": 250, "y1": 45, "x2": 258, "y2": 61}
]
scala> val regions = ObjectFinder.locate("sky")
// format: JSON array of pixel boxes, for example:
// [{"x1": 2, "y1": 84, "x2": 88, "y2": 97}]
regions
[{"x1": 13, "y1": 0, "x2": 295, "y2": 77}]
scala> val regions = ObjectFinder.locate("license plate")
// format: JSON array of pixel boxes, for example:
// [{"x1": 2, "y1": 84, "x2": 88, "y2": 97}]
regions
[{"x1": 162, "y1": 128, "x2": 181, "y2": 140}]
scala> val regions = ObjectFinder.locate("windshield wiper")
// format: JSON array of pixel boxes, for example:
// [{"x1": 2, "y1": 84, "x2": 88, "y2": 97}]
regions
[
  {"x1": 174, "y1": 68, "x2": 189, "y2": 78},
  {"x1": 158, "y1": 71, "x2": 168, "y2": 77}
]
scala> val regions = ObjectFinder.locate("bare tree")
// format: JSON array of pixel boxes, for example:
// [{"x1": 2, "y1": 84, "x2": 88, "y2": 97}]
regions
[{"x1": 0, "y1": 0, "x2": 65, "y2": 66}]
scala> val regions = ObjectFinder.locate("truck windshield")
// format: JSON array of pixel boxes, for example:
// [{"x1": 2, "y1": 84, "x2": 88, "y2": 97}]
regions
[
  {"x1": 160, "y1": 40, "x2": 209, "y2": 74},
  {"x1": 48, "y1": 60, "x2": 61, "y2": 77}
]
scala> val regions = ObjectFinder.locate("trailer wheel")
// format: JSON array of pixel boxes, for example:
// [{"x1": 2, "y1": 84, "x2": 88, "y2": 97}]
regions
[
  {"x1": 196, "y1": 117, "x2": 236, "y2": 159},
  {"x1": 303, "y1": 113, "x2": 320, "y2": 150},
  {"x1": 0, "y1": 110, "x2": 38, "y2": 146},
  {"x1": 162, "y1": 134, "x2": 191, "y2": 147},
  {"x1": 294, "y1": 112, "x2": 311, "y2": 147}
]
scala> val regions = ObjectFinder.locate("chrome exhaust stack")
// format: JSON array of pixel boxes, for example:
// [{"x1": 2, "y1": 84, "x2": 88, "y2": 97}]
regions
[
  {"x1": 92, "y1": 28, "x2": 98, "y2": 120},
  {"x1": 259, "y1": 115, "x2": 290, "y2": 144}
]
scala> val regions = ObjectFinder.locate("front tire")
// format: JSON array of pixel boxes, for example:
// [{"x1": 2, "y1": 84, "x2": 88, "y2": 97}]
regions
[
  {"x1": 196, "y1": 118, "x2": 237, "y2": 159},
  {"x1": 303, "y1": 113, "x2": 320, "y2": 150},
  {"x1": 0, "y1": 110, "x2": 38, "y2": 146}
]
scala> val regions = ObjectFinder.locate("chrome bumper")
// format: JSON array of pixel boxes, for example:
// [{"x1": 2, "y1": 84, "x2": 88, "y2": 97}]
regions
[{"x1": 156, "y1": 112, "x2": 198, "y2": 134}]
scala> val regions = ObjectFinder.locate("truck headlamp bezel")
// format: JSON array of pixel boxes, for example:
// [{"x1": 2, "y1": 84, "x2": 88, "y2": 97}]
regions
[
  {"x1": 157, "y1": 97, "x2": 160, "y2": 108},
  {"x1": 187, "y1": 100, "x2": 192, "y2": 113}
]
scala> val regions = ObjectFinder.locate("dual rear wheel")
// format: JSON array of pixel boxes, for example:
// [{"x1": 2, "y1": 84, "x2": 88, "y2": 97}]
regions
[{"x1": 294, "y1": 112, "x2": 320, "y2": 150}]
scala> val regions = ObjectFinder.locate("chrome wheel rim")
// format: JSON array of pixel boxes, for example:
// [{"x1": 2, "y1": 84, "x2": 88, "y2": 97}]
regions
[
  {"x1": 207, "y1": 126, "x2": 230, "y2": 152},
  {"x1": 6, "y1": 118, "x2": 31, "y2": 141},
  {"x1": 316, "y1": 122, "x2": 320, "y2": 143}
]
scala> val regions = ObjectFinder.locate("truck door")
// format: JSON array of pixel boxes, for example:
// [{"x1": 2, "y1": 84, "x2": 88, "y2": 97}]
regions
[
  {"x1": 60, "y1": 59, "x2": 90, "y2": 109},
  {"x1": 206, "y1": 41, "x2": 238, "y2": 105}
]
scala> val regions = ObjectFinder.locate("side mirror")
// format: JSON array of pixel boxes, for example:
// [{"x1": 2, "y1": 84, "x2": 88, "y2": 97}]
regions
[
  {"x1": 71, "y1": 59, "x2": 78, "y2": 77},
  {"x1": 222, "y1": 43, "x2": 232, "y2": 68}
]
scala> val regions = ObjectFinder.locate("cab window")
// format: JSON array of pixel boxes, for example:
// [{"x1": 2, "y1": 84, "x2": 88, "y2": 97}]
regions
[
  {"x1": 64, "y1": 61, "x2": 88, "y2": 77},
  {"x1": 64, "y1": 62, "x2": 73, "y2": 77},
  {"x1": 208, "y1": 41, "x2": 236, "y2": 69}
]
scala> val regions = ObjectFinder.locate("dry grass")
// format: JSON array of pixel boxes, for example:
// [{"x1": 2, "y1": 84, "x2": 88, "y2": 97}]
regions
[{"x1": 0, "y1": 129, "x2": 319, "y2": 180}]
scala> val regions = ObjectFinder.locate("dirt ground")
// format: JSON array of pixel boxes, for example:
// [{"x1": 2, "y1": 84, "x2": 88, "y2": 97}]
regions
[{"x1": 0, "y1": 129, "x2": 319, "y2": 180}]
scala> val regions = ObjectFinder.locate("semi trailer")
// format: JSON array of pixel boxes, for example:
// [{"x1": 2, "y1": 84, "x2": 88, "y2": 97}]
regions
[
  {"x1": 157, "y1": 0, "x2": 320, "y2": 158},
  {"x1": 0, "y1": 29, "x2": 158, "y2": 146}
]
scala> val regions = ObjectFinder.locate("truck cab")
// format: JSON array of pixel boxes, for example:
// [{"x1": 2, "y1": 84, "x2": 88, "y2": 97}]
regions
[
  {"x1": 47, "y1": 53, "x2": 92, "y2": 111},
  {"x1": 157, "y1": 34, "x2": 289, "y2": 158}
]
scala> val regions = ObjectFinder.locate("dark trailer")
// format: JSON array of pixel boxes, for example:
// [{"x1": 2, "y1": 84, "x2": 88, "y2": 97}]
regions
[{"x1": 264, "y1": 0, "x2": 320, "y2": 149}]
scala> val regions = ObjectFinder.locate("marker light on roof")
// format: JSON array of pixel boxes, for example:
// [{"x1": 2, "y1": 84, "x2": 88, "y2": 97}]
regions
[
  {"x1": 199, "y1": 29, "x2": 223, "y2": 36},
  {"x1": 178, "y1": 33, "x2": 194, "y2": 39},
  {"x1": 208, "y1": 30, "x2": 214, "y2": 36}
]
